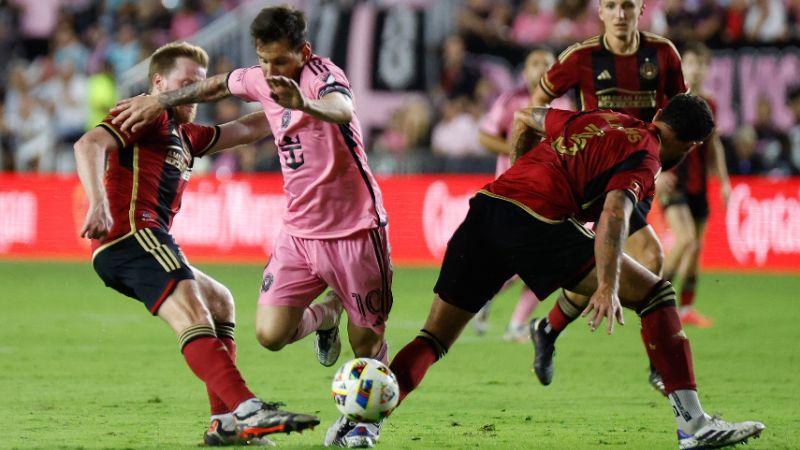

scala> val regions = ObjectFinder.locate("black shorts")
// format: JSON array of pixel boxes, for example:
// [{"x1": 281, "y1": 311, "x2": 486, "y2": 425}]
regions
[
  {"x1": 661, "y1": 191, "x2": 710, "y2": 222},
  {"x1": 628, "y1": 197, "x2": 653, "y2": 234},
  {"x1": 433, "y1": 193, "x2": 596, "y2": 313},
  {"x1": 93, "y1": 228, "x2": 195, "y2": 315}
]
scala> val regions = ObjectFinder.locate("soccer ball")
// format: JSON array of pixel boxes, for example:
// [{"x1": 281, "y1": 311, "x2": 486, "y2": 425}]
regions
[{"x1": 331, "y1": 358, "x2": 399, "y2": 422}]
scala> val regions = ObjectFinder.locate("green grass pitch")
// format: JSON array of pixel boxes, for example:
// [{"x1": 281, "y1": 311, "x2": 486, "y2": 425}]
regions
[{"x1": 1, "y1": 261, "x2": 798, "y2": 449}]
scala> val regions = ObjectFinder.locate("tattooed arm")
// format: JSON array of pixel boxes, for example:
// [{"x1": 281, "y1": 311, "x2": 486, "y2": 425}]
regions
[
  {"x1": 510, "y1": 106, "x2": 549, "y2": 163},
  {"x1": 111, "y1": 73, "x2": 232, "y2": 133}
]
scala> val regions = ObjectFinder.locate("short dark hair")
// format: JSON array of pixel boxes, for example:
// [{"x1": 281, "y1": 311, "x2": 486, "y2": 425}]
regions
[
  {"x1": 681, "y1": 41, "x2": 711, "y2": 62},
  {"x1": 250, "y1": 5, "x2": 307, "y2": 49},
  {"x1": 658, "y1": 93, "x2": 715, "y2": 142}
]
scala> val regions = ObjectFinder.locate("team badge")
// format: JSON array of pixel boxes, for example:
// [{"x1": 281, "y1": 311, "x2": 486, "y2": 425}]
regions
[
  {"x1": 261, "y1": 272, "x2": 274, "y2": 293},
  {"x1": 281, "y1": 109, "x2": 291, "y2": 129},
  {"x1": 640, "y1": 59, "x2": 658, "y2": 80}
]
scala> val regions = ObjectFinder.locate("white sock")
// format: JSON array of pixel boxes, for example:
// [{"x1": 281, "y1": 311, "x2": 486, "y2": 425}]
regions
[
  {"x1": 211, "y1": 412, "x2": 235, "y2": 429},
  {"x1": 669, "y1": 389, "x2": 709, "y2": 433},
  {"x1": 233, "y1": 397, "x2": 261, "y2": 417}
]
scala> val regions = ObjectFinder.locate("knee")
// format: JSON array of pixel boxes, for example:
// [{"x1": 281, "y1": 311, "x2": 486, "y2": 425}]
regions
[
  {"x1": 207, "y1": 285, "x2": 236, "y2": 323},
  {"x1": 255, "y1": 327, "x2": 288, "y2": 352}
]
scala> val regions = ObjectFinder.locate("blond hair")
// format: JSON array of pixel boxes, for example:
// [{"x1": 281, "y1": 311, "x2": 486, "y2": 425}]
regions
[{"x1": 148, "y1": 41, "x2": 209, "y2": 81}]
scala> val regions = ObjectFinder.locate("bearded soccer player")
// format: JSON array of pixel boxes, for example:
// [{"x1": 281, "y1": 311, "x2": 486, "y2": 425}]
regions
[
  {"x1": 74, "y1": 42, "x2": 319, "y2": 446},
  {"x1": 110, "y1": 7, "x2": 392, "y2": 448},
  {"x1": 474, "y1": 47, "x2": 572, "y2": 341},
  {"x1": 657, "y1": 42, "x2": 731, "y2": 328},
  {"x1": 528, "y1": 0, "x2": 686, "y2": 394},
  {"x1": 389, "y1": 94, "x2": 764, "y2": 450}
]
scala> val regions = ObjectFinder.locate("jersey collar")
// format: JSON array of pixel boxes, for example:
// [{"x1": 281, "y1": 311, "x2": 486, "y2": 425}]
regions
[{"x1": 602, "y1": 31, "x2": 640, "y2": 56}]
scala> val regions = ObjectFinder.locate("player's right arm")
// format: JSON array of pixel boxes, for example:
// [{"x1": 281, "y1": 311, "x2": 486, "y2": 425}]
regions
[
  {"x1": 206, "y1": 110, "x2": 273, "y2": 155},
  {"x1": 510, "y1": 106, "x2": 549, "y2": 162},
  {"x1": 112, "y1": 73, "x2": 232, "y2": 133},
  {"x1": 74, "y1": 128, "x2": 119, "y2": 239},
  {"x1": 584, "y1": 189, "x2": 630, "y2": 334}
]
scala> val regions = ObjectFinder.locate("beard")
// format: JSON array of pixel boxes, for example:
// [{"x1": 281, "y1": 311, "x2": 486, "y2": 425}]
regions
[{"x1": 173, "y1": 105, "x2": 196, "y2": 123}]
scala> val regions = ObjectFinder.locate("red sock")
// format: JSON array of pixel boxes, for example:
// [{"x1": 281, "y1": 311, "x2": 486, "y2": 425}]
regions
[
  {"x1": 680, "y1": 276, "x2": 697, "y2": 308},
  {"x1": 389, "y1": 337, "x2": 439, "y2": 404},
  {"x1": 640, "y1": 306, "x2": 697, "y2": 393},
  {"x1": 183, "y1": 336, "x2": 254, "y2": 411},
  {"x1": 207, "y1": 336, "x2": 237, "y2": 415}
]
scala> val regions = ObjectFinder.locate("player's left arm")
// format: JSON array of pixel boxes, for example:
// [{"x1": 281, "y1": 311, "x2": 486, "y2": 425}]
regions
[
  {"x1": 206, "y1": 110, "x2": 273, "y2": 155},
  {"x1": 510, "y1": 106, "x2": 549, "y2": 162},
  {"x1": 584, "y1": 189, "x2": 631, "y2": 334},
  {"x1": 266, "y1": 75, "x2": 353, "y2": 124},
  {"x1": 707, "y1": 131, "x2": 731, "y2": 206}
]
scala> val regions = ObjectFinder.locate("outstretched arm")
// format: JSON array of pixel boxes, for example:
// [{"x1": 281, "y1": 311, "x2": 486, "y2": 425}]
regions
[
  {"x1": 74, "y1": 128, "x2": 119, "y2": 239},
  {"x1": 510, "y1": 106, "x2": 549, "y2": 162},
  {"x1": 584, "y1": 189, "x2": 631, "y2": 334},
  {"x1": 206, "y1": 110, "x2": 273, "y2": 155},
  {"x1": 112, "y1": 73, "x2": 232, "y2": 133}
]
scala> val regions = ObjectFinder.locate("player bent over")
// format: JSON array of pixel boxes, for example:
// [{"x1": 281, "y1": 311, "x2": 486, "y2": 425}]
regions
[
  {"x1": 389, "y1": 95, "x2": 764, "y2": 449},
  {"x1": 74, "y1": 42, "x2": 318, "y2": 446},
  {"x1": 110, "y1": 7, "x2": 392, "y2": 448}
]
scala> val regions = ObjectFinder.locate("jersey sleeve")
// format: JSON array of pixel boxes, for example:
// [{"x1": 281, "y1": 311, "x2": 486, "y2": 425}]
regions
[
  {"x1": 663, "y1": 43, "x2": 687, "y2": 97},
  {"x1": 605, "y1": 151, "x2": 661, "y2": 204},
  {"x1": 539, "y1": 47, "x2": 580, "y2": 99},
  {"x1": 305, "y1": 58, "x2": 353, "y2": 100},
  {"x1": 181, "y1": 123, "x2": 221, "y2": 157},
  {"x1": 479, "y1": 93, "x2": 512, "y2": 138},
  {"x1": 226, "y1": 66, "x2": 263, "y2": 103},
  {"x1": 97, "y1": 110, "x2": 163, "y2": 148}
]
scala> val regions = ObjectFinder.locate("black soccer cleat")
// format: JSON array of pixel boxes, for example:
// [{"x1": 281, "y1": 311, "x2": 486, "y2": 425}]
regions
[
  {"x1": 235, "y1": 401, "x2": 320, "y2": 441},
  {"x1": 530, "y1": 317, "x2": 556, "y2": 386}
]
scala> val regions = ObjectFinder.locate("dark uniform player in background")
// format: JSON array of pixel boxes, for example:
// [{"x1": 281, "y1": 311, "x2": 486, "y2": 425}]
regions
[
  {"x1": 528, "y1": 0, "x2": 685, "y2": 394},
  {"x1": 388, "y1": 94, "x2": 764, "y2": 450},
  {"x1": 74, "y1": 42, "x2": 319, "y2": 446},
  {"x1": 658, "y1": 42, "x2": 731, "y2": 328}
]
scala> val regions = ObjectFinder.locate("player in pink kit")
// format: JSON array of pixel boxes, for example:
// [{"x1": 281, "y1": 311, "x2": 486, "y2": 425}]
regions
[
  {"x1": 473, "y1": 48, "x2": 571, "y2": 341},
  {"x1": 112, "y1": 6, "x2": 391, "y2": 448}
]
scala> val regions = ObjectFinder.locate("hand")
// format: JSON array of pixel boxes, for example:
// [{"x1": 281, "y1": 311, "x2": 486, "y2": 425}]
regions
[
  {"x1": 582, "y1": 285, "x2": 624, "y2": 334},
  {"x1": 266, "y1": 76, "x2": 306, "y2": 110},
  {"x1": 111, "y1": 94, "x2": 164, "y2": 134},
  {"x1": 80, "y1": 201, "x2": 113, "y2": 240}
]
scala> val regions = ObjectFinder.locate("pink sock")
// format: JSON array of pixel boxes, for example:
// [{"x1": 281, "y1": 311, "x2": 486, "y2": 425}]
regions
[
  {"x1": 509, "y1": 287, "x2": 540, "y2": 327},
  {"x1": 288, "y1": 302, "x2": 338, "y2": 343}
]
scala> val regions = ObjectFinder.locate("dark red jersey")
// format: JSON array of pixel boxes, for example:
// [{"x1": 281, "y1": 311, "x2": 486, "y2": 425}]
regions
[
  {"x1": 96, "y1": 110, "x2": 219, "y2": 244},
  {"x1": 540, "y1": 32, "x2": 686, "y2": 121},
  {"x1": 675, "y1": 95, "x2": 717, "y2": 195},
  {"x1": 484, "y1": 109, "x2": 661, "y2": 223}
]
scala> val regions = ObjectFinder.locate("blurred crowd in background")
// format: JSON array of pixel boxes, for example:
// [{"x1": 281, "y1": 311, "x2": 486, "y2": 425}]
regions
[{"x1": 1, "y1": 0, "x2": 800, "y2": 176}]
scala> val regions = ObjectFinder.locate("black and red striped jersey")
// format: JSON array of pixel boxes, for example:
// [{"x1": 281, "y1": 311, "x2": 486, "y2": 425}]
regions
[
  {"x1": 96, "y1": 110, "x2": 219, "y2": 244},
  {"x1": 540, "y1": 31, "x2": 686, "y2": 122}
]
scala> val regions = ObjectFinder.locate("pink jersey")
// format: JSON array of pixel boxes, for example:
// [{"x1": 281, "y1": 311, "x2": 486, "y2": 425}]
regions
[
  {"x1": 227, "y1": 56, "x2": 387, "y2": 239},
  {"x1": 480, "y1": 86, "x2": 573, "y2": 176}
]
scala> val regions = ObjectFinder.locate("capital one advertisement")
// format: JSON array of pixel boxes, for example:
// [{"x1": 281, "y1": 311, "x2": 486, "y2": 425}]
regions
[{"x1": 1, "y1": 174, "x2": 799, "y2": 273}]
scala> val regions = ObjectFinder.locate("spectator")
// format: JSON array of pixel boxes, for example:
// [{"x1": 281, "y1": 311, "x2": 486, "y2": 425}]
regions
[
  {"x1": 36, "y1": 61, "x2": 88, "y2": 172},
  {"x1": 723, "y1": 0, "x2": 748, "y2": 44},
  {"x1": 753, "y1": 96, "x2": 792, "y2": 175},
  {"x1": 511, "y1": 0, "x2": 556, "y2": 46},
  {"x1": 9, "y1": 0, "x2": 61, "y2": 61},
  {"x1": 687, "y1": 0, "x2": 724, "y2": 46},
  {"x1": 431, "y1": 97, "x2": 483, "y2": 158},
  {"x1": 52, "y1": 22, "x2": 89, "y2": 73},
  {"x1": 4, "y1": 91, "x2": 55, "y2": 172},
  {"x1": 744, "y1": 0, "x2": 788, "y2": 43},
  {"x1": 551, "y1": 0, "x2": 600, "y2": 46},
  {"x1": 728, "y1": 126, "x2": 764, "y2": 175},
  {"x1": 664, "y1": 0, "x2": 693, "y2": 46},
  {"x1": 170, "y1": 2, "x2": 204, "y2": 41},
  {"x1": 105, "y1": 22, "x2": 142, "y2": 78},
  {"x1": 374, "y1": 99, "x2": 432, "y2": 156},
  {"x1": 437, "y1": 34, "x2": 483, "y2": 104},
  {"x1": 86, "y1": 60, "x2": 117, "y2": 130}
]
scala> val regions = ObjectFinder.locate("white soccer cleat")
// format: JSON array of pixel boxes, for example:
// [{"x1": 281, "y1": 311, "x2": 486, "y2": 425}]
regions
[
  {"x1": 678, "y1": 415, "x2": 765, "y2": 450},
  {"x1": 324, "y1": 416, "x2": 382, "y2": 448}
]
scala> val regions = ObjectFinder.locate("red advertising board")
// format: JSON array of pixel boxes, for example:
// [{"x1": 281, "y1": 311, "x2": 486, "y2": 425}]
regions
[{"x1": 1, "y1": 173, "x2": 798, "y2": 272}]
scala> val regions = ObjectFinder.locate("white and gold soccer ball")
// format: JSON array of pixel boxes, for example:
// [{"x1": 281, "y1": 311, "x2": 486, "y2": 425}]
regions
[{"x1": 331, "y1": 358, "x2": 399, "y2": 423}]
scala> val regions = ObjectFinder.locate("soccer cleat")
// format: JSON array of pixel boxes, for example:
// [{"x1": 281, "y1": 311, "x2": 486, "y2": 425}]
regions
[
  {"x1": 649, "y1": 364, "x2": 667, "y2": 397},
  {"x1": 204, "y1": 417, "x2": 275, "y2": 446},
  {"x1": 315, "y1": 293, "x2": 343, "y2": 367},
  {"x1": 678, "y1": 415, "x2": 765, "y2": 449},
  {"x1": 530, "y1": 317, "x2": 556, "y2": 385},
  {"x1": 235, "y1": 401, "x2": 320, "y2": 441},
  {"x1": 680, "y1": 309, "x2": 714, "y2": 328},
  {"x1": 324, "y1": 416, "x2": 383, "y2": 448},
  {"x1": 503, "y1": 323, "x2": 530, "y2": 343}
]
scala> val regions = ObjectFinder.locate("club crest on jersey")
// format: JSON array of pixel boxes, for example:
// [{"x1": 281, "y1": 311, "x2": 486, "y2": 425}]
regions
[
  {"x1": 261, "y1": 272, "x2": 274, "y2": 293},
  {"x1": 640, "y1": 59, "x2": 658, "y2": 80},
  {"x1": 281, "y1": 109, "x2": 292, "y2": 129}
]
